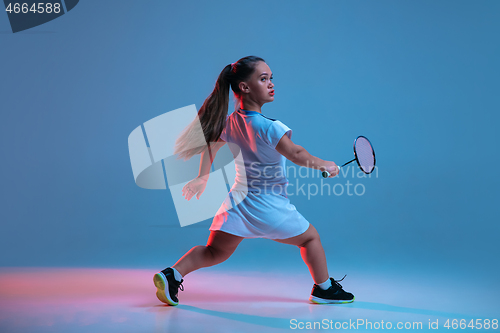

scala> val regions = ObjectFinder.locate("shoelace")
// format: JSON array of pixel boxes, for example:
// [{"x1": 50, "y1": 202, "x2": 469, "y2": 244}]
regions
[
  {"x1": 177, "y1": 279, "x2": 184, "y2": 292},
  {"x1": 332, "y1": 274, "x2": 347, "y2": 289}
]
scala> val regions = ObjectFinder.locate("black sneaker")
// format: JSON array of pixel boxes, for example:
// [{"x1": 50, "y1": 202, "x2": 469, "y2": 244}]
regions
[
  {"x1": 153, "y1": 267, "x2": 184, "y2": 306},
  {"x1": 309, "y1": 275, "x2": 355, "y2": 304}
]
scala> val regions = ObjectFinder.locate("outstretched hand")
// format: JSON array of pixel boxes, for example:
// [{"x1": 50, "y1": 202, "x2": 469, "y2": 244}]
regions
[
  {"x1": 182, "y1": 176, "x2": 209, "y2": 200},
  {"x1": 324, "y1": 161, "x2": 339, "y2": 178}
]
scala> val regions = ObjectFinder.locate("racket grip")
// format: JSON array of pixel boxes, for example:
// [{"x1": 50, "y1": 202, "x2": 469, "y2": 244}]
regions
[{"x1": 322, "y1": 166, "x2": 340, "y2": 178}]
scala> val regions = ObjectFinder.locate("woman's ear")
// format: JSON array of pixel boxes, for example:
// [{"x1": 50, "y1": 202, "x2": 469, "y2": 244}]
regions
[{"x1": 238, "y1": 81, "x2": 249, "y2": 93}]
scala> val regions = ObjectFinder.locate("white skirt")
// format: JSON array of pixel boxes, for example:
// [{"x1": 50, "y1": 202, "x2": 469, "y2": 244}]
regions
[{"x1": 210, "y1": 190, "x2": 310, "y2": 239}]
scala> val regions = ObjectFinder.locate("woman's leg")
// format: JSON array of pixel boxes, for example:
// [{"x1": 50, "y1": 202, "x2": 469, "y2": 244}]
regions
[
  {"x1": 273, "y1": 224, "x2": 329, "y2": 284},
  {"x1": 172, "y1": 230, "x2": 244, "y2": 277}
]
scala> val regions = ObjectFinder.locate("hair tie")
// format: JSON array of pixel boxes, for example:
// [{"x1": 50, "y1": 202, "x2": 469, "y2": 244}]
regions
[{"x1": 230, "y1": 62, "x2": 236, "y2": 70}]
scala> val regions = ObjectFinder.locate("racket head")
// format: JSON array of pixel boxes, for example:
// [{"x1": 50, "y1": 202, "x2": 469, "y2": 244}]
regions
[{"x1": 353, "y1": 136, "x2": 376, "y2": 174}]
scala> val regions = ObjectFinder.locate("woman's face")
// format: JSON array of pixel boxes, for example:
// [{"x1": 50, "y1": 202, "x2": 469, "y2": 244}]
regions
[{"x1": 240, "y1": 61, "x2": 274, "y2": 106}]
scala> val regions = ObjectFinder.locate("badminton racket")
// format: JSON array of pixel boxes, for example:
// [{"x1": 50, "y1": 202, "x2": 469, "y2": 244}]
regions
[{"x1": 322, "y1": 136, "x2": 376, "y2": 178}]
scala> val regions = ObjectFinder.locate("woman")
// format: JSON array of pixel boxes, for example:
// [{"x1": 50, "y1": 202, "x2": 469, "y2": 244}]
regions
[{"x1": 154, "y1": 56, "x2": 354, "y2": 306}]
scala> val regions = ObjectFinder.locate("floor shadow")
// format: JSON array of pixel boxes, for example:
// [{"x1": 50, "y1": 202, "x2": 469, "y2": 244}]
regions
[
  {"x1": 135, "y1": 294, "x2": 307, "y2": 308},
  {"x1": 343, "y1": 301, "x2": 475, "y2": 319},
  {"x1": 145, "y1": 299, "x2": 477, "y2": 330},
  {"x1": 173, "y1": 304, "x2": 290, "y2": 329}
]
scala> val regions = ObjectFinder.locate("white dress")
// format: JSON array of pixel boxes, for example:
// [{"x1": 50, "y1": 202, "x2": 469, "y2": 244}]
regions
[{"x1": 209, "y1": 108, "x2": 310, "y2": 239}]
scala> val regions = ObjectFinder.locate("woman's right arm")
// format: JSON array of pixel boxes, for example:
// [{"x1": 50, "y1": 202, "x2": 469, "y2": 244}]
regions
[{"x1": 276, "y1": 134, "x2": 339, "y2": 177}]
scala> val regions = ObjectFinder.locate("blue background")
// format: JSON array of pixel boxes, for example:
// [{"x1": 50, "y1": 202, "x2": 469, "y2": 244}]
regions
[{"x1": 1, "y1": 0, "x2": 499, "y2": 285}]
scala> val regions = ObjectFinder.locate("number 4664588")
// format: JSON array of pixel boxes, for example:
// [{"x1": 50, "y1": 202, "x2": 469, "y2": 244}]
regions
[
  {"x1": 444, "y1": 319, "x2": 498, "y2": 330},
  {"x1": 5, "y1": 3, "x2": 62, "y2": 14}
]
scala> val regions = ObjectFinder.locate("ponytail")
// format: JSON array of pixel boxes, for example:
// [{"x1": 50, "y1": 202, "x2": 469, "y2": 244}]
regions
[{"x1": 174, "y1": 56, "x2": 265, "y2": 161}]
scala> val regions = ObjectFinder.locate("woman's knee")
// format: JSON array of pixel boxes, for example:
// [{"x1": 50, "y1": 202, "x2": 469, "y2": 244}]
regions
[
  {"x1": 293, "y1": 224, "x2": 322, "y2": 248},
  {"x1": 206, "y1": 245, "x2": 232, "y2": 264},
  {"x1": 205, "y1": 230, "x2": 243, "y2": 264}
]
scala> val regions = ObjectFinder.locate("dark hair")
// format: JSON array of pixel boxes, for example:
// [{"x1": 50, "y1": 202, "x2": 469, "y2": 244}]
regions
[{"x1": 174, "y1": 55, "x2": 265, "y2": 160}]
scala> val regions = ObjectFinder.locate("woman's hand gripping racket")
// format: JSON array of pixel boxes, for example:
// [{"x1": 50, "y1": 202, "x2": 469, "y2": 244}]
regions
[{"x1": 322, "y1": 136, "x2": 376, "y2": 178}]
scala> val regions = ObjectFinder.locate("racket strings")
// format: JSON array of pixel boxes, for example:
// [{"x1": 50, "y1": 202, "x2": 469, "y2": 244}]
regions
[{"x1": 355, "y1": 137, "x2": 375, "y2": 173}]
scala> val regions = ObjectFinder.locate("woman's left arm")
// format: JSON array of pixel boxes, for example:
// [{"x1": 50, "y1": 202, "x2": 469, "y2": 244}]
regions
[
  {"x1": 197, "y1": 138, "x2": 226, "y2": 180},
  {"x1": 182, "y1": 139, "x2": 226, "y2": 200}
]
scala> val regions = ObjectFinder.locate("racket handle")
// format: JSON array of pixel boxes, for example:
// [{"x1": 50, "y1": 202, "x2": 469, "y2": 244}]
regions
[{"x1": 322, "y1": 166, "x2": 341, "y2": 178}]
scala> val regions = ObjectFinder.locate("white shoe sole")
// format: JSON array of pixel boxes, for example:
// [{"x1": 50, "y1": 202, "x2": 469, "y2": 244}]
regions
[
  {"x1": 153, "y1": 272, "x2": 178, "y2": 306},
  {"x1": 309, "y1": 295, "x2": 355, "y2": 304}
]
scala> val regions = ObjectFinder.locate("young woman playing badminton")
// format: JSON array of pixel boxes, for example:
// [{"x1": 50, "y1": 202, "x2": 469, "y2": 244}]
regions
[{"x1": 154, "y1": 55, "x2": 354, "y2": 305}]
